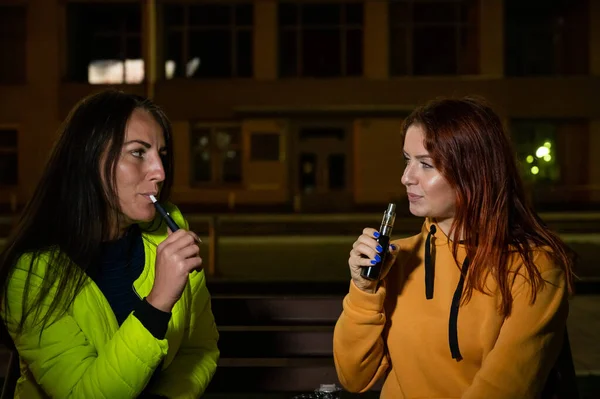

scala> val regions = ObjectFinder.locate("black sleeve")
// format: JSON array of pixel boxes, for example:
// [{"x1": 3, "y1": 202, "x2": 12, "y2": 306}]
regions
[{"x1": 133, "y1": 297, "x2": 171, "y2": 340}]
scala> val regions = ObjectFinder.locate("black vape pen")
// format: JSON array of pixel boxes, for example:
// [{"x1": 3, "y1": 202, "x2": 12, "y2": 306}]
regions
[
  {"x1": 149, "y1": 195, "x2": 180, "y2": 232},
  {"x1": 361, "y1": 203, "x2": 396, "y2": 280}
]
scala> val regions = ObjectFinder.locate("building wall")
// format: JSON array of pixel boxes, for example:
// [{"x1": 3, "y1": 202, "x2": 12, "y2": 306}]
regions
[{"x1": 0, "y1": 0, "x2": 599, "y2": 211}]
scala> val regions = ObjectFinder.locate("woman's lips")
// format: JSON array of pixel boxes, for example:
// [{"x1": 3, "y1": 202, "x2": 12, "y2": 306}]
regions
[{"x1": 407, "y1": 193, "x2": 422, "y2": 202}]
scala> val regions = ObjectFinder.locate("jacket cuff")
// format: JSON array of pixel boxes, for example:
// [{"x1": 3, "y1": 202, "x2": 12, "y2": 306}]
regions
[
  {"x1": 347, "y1": 279, "x2": 387, "y2": 312},
  {"x1": 134, "y1": 298, "x2": 171, "y2": 340}
]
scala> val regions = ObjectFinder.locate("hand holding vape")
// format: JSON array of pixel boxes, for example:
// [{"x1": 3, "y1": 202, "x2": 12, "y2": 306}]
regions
[{"x1": 360, "y1": 203, "x2": 396, "y2": 281}]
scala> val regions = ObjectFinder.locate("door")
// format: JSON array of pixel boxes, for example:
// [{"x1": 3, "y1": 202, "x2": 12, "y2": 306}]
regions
[{"x1": 296, "y1": 126, "x2": 352, "y2": 211}]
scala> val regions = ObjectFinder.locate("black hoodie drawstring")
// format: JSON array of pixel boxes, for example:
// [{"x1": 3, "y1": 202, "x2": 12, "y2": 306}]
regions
[
  {"x1": 424, "y1": 224, "x2": 436, "y2": 299},
  {"x1": 423, "y1": 223, "x2": 470, "y2": 361},
  {"x1": 449, "y1": 257, "x2": 470, "y2": 361}
]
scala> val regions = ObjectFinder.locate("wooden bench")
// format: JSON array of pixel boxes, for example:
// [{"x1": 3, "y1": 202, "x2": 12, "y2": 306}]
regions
[{"x1": 206, "y1": 282, "x2": 347, "y2": 394}]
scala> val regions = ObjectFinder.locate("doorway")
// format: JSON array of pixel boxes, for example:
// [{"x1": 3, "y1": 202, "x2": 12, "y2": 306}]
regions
[{"x1": 294, "y1": 125, "x2": 352, "y2": 212}]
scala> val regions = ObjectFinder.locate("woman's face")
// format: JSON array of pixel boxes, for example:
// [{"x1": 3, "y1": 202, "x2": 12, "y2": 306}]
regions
[
  {"x1": 401, "y1": 124, "x2": 456, "y2": 231},
  {"x1": 112, "y1": 108, "x2": 167, "y2": 234}
]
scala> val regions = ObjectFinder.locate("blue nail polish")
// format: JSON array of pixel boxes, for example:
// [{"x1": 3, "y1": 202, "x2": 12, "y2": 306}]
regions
[
  {"x1": 390, "y1": 244, "x2": 396, "y2": 250},
  {"x1": 373, "y1": 231, "x2": 380, "y2": 238},
  {"x1": 376, "y1": 245, "x2": 383, "y2": 253},
  {"x1": 375, "y1": 254, "x2": 381, "y2": 262},
  {"x1": 370, "y1": 259, "x2": 377, "y2": 265}
]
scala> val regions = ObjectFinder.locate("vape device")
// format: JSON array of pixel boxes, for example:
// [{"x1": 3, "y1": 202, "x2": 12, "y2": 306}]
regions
[
  {"x1": 360, "y1": 203, "x2": 396, "y2": 280},
  {"x1": 149, "y1": 195, "x2": 179, "y2": 232}
]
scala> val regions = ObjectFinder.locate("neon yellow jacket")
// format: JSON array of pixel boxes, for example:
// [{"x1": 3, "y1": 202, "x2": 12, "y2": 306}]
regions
[{"x1": 2, "y1": 205, "x2": 219, "y2": 398}]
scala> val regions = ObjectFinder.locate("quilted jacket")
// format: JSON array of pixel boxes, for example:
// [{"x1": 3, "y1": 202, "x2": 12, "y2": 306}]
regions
[{"x1": 2, "y1": 205, "x2": 219, "y2": 398}]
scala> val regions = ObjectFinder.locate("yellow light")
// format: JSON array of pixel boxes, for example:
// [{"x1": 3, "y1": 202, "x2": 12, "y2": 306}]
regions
[
  {"x1": 531, "y1": 166, "x2": 540, "y2": 175},
  {"x1": 536, "y1": 146, "x2": 550, "y2": 158},
  {"x1": 526, "y1": 155, "x2": 534, "y2": 163},
  {"x1": 543, "y1": 154, "x2": 552, "y2": 162},
  {"x1": 543, "y1": 141, "x2": 552, "y2": 148}
]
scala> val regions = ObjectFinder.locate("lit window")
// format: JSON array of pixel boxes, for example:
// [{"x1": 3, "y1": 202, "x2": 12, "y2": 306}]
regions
[
  {"x1": 67, "y1": 3, "x2": 143, "y2": 84},
  {"x1": 164, "y1": 3, "x2": 254, "y2": 79}
]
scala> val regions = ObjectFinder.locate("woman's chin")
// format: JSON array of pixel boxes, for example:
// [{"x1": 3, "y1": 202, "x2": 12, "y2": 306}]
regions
[
  {"x1": 408, "y1": 204, "x2": 427, "y2": 218},
  {"x1": 132, "y1": 210, "x2": 157, "y2": 224}
]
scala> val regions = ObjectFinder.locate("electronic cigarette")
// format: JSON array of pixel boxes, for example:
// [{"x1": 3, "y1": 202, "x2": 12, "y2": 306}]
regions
[
  {"x1": 360, "y1": 203, "x2": 396, "y2": 280},
  {"x1": 149, "y1": 195, "x2": 180, "y2": 232}
]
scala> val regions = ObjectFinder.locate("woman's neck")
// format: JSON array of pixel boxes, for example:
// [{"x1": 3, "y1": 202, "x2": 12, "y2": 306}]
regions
[
  {"x1": 434, "y1": 217, "x2": 464, "y2": 241},
  {"x1": 107, "y1": 215, "x2": 135, "y2": 240}
]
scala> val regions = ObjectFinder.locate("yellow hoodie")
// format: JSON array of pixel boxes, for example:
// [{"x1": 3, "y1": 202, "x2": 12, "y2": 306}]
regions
[{"x1": 333, "y1": 219, "x2": 568, "y2": 399}]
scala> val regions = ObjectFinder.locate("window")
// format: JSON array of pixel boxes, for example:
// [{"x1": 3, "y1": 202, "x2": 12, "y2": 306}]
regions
[
  {"x1": 0, "y1": 129, "x2": 18, "y2": 186},
  {"x1": 0, "y1": 6, "x2": 27, "y2": 84},
  {"x1": 279, "y1": 1, "x2": 363, "y2": 77},
  {"x1": 389, "y1": 0, "x2": 479, "y2": 76},
  {"x1": 250, "y1": 133, "x2": 280, "y2": 161},
  {"x1": 67, "y1": 3, "x2": 143, "y2": 84},
  {"x1": 164, "y1": 2, "x2": 253, "y2": 79},
  {"x1": 505, "y1": 0, "x2": 589, "y2": 76},
  {"x1": 190, "y1": 125, "x2": 242, "y2": 184}
]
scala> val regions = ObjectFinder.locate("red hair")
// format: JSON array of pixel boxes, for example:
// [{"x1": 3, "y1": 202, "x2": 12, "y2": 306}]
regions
[{"x1": 403, "y1": 96, "x2": 575, "y2": 317}]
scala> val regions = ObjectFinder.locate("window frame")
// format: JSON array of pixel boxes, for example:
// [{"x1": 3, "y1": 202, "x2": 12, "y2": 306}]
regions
[
  {"x1": 189, "y1": 122, "x2": 244, "y2": 187},
  {"x1": 0, "y1": 4, "x2": 27, "y2": 84},
  {"x1": 278, "y1": 0, "x2": 364, "y2": 78},
  {"x1": 162, "y1": 1, "x2": 254, "y2": 79},
  {"x1": 65, "y1": 1, "x2": 144, "y2": 84},
  {"x1": 388, "y1": 0, "x2": 479, "y2": 76}
]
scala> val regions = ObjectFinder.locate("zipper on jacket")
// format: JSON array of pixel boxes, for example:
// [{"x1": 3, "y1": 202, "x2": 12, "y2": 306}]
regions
[{"x1": 132, "y1": 283, "x2": 142, "y2": 300}]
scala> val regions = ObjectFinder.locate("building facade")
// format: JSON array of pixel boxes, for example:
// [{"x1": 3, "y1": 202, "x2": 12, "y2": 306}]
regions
[{"x1": 0, "y1": 0, "x2": 599, "y2": 213}]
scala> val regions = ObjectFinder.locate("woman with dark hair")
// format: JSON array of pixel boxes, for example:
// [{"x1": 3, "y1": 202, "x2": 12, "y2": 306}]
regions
[
  {"x1": 0, "y1": 89, "x2": 219, "y2": 398},
  {"x1": 334, "y1": 96, "x2": 575, "y2": 398}
]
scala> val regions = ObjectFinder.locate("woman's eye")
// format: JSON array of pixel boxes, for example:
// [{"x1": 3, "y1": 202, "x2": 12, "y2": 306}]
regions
[
  {"x1": 421, "y1": 162, "x2": 433, "y2": 169},
  {"x1": 131, "y1": 149, "x2": 145, "y2": 158}
]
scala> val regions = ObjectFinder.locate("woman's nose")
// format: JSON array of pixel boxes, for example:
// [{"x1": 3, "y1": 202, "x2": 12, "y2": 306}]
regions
[
  {"x1": 401, "y1": 164, "x2": 416, "y2": 186},
  {"x1": 147, "y1": 156, "x2": 165, "y2": 182}
]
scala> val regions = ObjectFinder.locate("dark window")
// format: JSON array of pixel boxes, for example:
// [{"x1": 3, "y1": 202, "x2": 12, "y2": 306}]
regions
[
  {"x1": 190, "y1": 125, "x2": 242, "y2": 184},
  {"x1": 250, "y1": 133, "x2": 281, "y2": 161},
  {"x1": 389, "y1": 0, "x2": 479, "y2": 76},
  {"x1": 505, "y1": 0, "x2": 589, "y2": 76},
  {"x1": 279, "y1": 2, "x2": 364, "y2": 77},
  {"x1": 0, "y1": 6, "x2": 27, "y2": 84},
  {"x1": 164, "y1": 3, "x2": 254, "y2": 79},
  {"x1": 0, "y1": 129, "x2": 18, "y2": 186},
  {"x1": 67, "y1": 3, "x2": 143, "y2": 84},
  {"x1": 328, "y1": 154, "x2": 346, "y2": 189}
]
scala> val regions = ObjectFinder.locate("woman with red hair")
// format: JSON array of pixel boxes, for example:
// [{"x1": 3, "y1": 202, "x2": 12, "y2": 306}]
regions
[{"x1": 334, "y1": 96, "x2": 576, "y2": 398}]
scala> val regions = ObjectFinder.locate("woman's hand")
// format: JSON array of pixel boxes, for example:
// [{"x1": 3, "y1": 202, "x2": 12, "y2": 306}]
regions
[
  {"x1": 146, "y1": 229, "x2": 202, "y2": 312},
  {"x1": 348, "y1": 228, "x2": 398, "y2": 293}
]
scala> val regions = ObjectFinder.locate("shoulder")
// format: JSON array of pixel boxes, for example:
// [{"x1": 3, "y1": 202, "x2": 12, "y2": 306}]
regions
[
  {"x1": 11, "y1": 250, "x2": 62, "y2": 280},
  {"x1": 509, "y1": 245, "x2": 562, "y2": 275},
  {"x1": 4, "y1": 250, "x2": 63, "y2": 322},
  {"x1": 508, "y1": 246, "x2": 566, "y2": 294}
]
